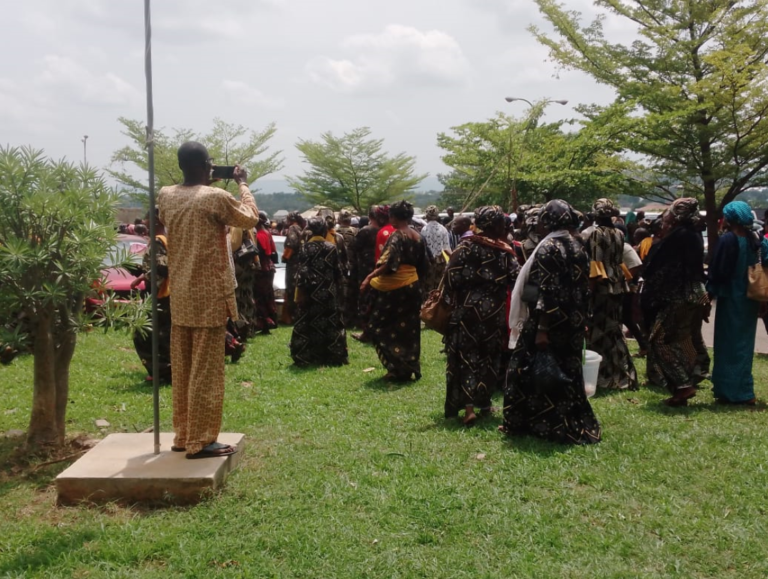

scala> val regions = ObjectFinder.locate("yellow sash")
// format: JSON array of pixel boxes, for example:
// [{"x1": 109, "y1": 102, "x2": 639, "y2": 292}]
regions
[
  {"x1": 589, "y1": 261, "x2": 608, "y2": 280},
  {"x1": 589, "y1": 260, "x2": 633, "y2": 281},
  {"x1": 370, "y1": 265, "x2": 418, "y2": 292}
]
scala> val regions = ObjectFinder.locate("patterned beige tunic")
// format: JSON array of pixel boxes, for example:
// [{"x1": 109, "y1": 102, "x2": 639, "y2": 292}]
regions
[
  {"x1": 158, "y1": 183, "x2": 259, "y2": 327},
  {"x1": 158, "y1": 182, "x2": 259, "y2": 455}
]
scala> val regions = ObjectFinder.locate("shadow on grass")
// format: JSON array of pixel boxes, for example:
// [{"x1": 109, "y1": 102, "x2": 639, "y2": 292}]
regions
[
  {"x1": 642, "y1": 397, "x2": 767, "y2": 416},
  {"x1": 116, "y1": 372, "x2": 171, "y2": 393},
  {"x1": 363, "y1": 375, "x2": 417, "y2": 392},
  {"x1": 500, "y1": 434, "x2": 575, "y2": 457},
  {"x1": 429, "y1": 413, "x2": 502, "y2": 433},
  {"x1": 0, "y1": 527, "x2": 99, "y2": 576}
]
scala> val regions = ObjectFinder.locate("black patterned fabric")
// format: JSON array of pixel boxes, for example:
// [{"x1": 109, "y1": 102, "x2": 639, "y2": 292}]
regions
[
  {"x1": 289, "y1": 240, "x2": 348, "y2": 366},
  {"x1": 503, "y1": 233, "x2": 601, "y2": 445},
  {"x1": 642, "y1": 224, "x2": 708, "y2": 392},
  {"x1": 133, "y1": 296, "x2": 172, "y2": 382},
  {"x1": 540, "y1": 199, "x2": 580, "y2": 231},
  {"x1": 369, "y1": 230, "x2": 428, "y2": 380},
  {"x1": 337, "y1": 225, "x2": 359, "y2": 326},
  {"x1": 352, "y1": 224, "x2": 380, "y2": 328},
  {"x1": 589, "y1": 293, "x2": 639, "y2": 390},
  {"x1": 283, "y1": 222, "x2": 304, "y2": 322},
  {"x1": 134, "y1": 237, "x2": 172, "y2": 380},
  {"x1": 592, "y1": 198, "x2": 619, "y2": 219},
  {"x1": 587, "y1": 223, "x2": 638, "y2": 390},
  {"x1": 444, "y1": 236, "x2": 519, "y2": 416},
  {"x1": 474, "y1": 205, "x2": 505, "y2": 232}
]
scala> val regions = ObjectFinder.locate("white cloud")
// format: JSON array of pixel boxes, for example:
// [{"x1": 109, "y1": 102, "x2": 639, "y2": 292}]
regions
[
  {"x1": 222, "y1": 80, "x2": 284, "y2": 109},
  {"x1": 307, "y1": 25, "x2": 471, "y2": 93},
  {"x1": 0, "y1": 78, "x2": 53, "y2": 131},
  {"x1": 36, "y1": 55, "x2": 142, "y2": 107}
]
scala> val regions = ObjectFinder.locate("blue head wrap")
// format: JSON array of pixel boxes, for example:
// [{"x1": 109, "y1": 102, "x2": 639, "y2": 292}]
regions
[{"x1": 723, "y1": 201, "x2": 753, "y2": 227}]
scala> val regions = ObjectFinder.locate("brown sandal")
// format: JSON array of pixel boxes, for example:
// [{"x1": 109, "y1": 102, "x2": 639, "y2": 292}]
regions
[{"x1": 664, "y1": 386, "x2": 696, "y2": 407}]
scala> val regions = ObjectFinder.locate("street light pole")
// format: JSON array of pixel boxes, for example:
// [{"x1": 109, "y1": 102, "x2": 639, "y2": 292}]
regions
[
  {"x1": 503, "y1": 97, "x2": 568, "y2": 211},
  {"x1": 81, "y1": 135, "x2": 89, "y2": 165}
]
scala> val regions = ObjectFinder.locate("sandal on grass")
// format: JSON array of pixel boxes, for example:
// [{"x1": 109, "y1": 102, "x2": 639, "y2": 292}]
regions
[
  {"x1": 185, "y1": 442, "x2": 237, "y2": 460},
  {"x1": 664, "y1": 386, "x2": 696, "y2": 407}
]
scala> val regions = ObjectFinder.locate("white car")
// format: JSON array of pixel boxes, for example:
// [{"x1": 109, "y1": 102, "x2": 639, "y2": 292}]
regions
[{"x1": 273, "y1": 235, "x2": 286, "y2": 314}]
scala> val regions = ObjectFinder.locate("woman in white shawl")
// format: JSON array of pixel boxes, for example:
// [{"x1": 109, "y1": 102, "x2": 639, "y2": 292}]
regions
[{"x1": 501, "y1": 199, "x2": 601, "y2": 445}]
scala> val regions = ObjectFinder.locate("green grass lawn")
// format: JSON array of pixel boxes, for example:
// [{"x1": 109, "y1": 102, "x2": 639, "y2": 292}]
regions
[{"x1": 2, "y1": 327, "x2": 768, "y2": 578}]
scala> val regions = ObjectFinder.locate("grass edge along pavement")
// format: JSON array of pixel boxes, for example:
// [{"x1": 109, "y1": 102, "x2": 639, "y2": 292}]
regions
[{"x1": 1, "y1": 328, "x2": 768, "y2": 578}]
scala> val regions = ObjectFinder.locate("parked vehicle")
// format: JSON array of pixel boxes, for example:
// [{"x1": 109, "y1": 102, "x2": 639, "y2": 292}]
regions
[
  {"x1": 86, "y1": 234, "x2": 146, "y2": 311},
  {"x1": 273, "y1": 235, "x2": 286, "y2": 314}
]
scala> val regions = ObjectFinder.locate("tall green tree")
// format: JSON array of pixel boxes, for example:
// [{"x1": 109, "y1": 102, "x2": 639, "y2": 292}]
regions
[
  {"x1": 532, "y1": 0, "x2": 768, "y2": 247},
  {"x1": 0, "y1": 147, "x2": 144, "y2": 450},
  {"x1": 288, "y1": 127, "x2": 426, "y2": 213},
  {"x1": 438, "y1": 109, "x2": 642, "y2": 211},
  {"x1": 109, "y1": 117, "x2": 284, "y2": 205}
]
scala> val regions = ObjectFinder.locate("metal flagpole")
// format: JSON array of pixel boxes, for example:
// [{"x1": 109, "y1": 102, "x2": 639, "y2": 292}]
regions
[{"x1": 144, "y1": 0, "x2": 161, "y2": 455}]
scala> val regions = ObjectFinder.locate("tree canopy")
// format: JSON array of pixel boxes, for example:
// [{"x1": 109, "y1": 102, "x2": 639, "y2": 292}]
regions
[
  {"x1": 288, "y1": 127, "x2": 426, "y2": 213},
  {"x1": 109, "y1": 117, "x2": 284, "y2": 206},
  {"x1": 438, "y1": 107, "x2": 642, "y2": 212},
  {"x1": 532, "y1": 0, "x2": 768, "y2": 245},
  {"x1": 0, "y1": 146, "x2": 142, "y2": 449}
]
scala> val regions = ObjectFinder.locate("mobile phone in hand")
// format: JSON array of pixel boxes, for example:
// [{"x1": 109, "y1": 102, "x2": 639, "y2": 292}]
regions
[{"x1": 211, "y1": 165, "x2": 236, "y2": 180}]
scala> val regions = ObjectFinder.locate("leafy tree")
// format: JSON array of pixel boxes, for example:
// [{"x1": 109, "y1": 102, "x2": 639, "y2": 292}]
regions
[
  {"x1": 109, "y1": 117, "x2": 284, "y2": 206},
  {"x1": 438, "y1": 109, "x2": 642, "y2": 212},
  {"x1": 0, "y1": 147, "x2": 142, "y2": 450},
  {"x1": 288, "y1": 127, "x2": 427, "y2": 213},
  {"x1": 531, "y1": 0, "x2": 768, "y2": 247}
]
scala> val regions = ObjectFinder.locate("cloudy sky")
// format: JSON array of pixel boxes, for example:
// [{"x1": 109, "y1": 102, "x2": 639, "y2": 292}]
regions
[{"x1": 1, "y1": 0, "x2": 627, "y2": 190}]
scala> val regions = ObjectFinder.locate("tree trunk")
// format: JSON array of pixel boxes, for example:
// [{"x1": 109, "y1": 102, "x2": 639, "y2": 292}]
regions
[
  {"x1": 54, "y1": 328, "x2": 77, "y2": 442},
  {"x1": 703, "y1": 178, "x2": 719, "y2": 261},
  {"x1": 27, "y1": 309, "x2": 62, "y2": 449}
]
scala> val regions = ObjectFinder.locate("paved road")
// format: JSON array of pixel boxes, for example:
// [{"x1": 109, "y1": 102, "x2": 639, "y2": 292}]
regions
[{"x1": 700, "y1": 304, "x2": 768, "y2": 354}]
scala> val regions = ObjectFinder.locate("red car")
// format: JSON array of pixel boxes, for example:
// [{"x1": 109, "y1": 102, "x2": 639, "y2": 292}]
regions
[{"x1": 86, "y1": 234, "x2": 147, "y2": 311}]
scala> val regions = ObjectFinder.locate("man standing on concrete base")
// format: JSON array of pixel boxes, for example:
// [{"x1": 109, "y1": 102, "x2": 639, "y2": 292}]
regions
[{"x1": 158, "y1": 142, "x2": 259, "y2": 459}]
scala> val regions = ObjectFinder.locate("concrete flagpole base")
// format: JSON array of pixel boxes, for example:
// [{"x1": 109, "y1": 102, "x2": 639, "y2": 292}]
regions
[{"x1": 56, "y1": 432, "x2": 245, "y2": 506}]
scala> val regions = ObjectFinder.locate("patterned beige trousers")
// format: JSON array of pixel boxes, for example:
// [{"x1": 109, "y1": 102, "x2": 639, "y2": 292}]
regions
[{"x1": 170, "y1": 325, "x2": 227, "y2": 455}]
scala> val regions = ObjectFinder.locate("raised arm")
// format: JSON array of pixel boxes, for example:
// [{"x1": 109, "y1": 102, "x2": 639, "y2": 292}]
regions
[{"x1": 217, "y1": 166, "x2": 259, "y2": 229}]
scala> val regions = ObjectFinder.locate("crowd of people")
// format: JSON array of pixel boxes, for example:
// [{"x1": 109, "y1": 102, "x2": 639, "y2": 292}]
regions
[{"x1": 129, "y1": 141, "x2": 768, "y2": 458}]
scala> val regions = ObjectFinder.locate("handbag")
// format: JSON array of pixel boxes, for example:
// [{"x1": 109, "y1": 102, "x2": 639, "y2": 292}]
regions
[
  {"x1": 747, "y1": 248, "x2": 768, "y2": 302},
  {"x1": 234, "y1": 237, "x2": 258, "y2": 266},
  {"x1": 528, "y1": 349, "x2": 572, "y2": 395},
  {"x1": 420, "y1": 275, "x2": 454, "y2": 335}
]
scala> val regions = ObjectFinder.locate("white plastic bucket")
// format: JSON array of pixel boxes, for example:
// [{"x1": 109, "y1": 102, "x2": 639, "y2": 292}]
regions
[{"x1": 582, "y1": 350, "x2": 602, "y2": 398}]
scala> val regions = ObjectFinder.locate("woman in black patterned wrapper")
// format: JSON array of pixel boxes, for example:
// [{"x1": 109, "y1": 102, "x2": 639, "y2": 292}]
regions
[
  {"x1": 253, "y1": 211, "x2": 279, "y2": 334},
  {"x1": 443, "y1": 205, "x2": 520, "y2": 426},
  {"x1": 290, "y1": 218, "x2": 348, "y2": 367},
  {"x1": 641, "y1": 198, "x2": 710, "y2": 406},
  {"x1": 229, "y1": 226, "x2": 259, "y2": 339},
  {"x1": 501, "y1": 199, "x2": 601, "y2": 445},
  {"x1": 360, "y1": 201, "x2": 428, "y2": 381},
  {"x1": 586, "y1": 198, "x2": 638, "y2": 390}
]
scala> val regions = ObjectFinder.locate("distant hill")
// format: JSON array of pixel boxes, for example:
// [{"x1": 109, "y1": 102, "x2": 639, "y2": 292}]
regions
[
  {"x1": 255, "y1": 191, "x2": 446, "y2": 218},
  {"x1": 253, "y1": 176, "x2": 444, "y2": 195}
]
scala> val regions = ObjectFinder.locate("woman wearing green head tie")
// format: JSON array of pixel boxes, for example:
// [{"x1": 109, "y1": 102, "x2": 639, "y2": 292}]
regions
[{"x1": 707, "y1": 201, "x2": 768, "y2": 405}]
